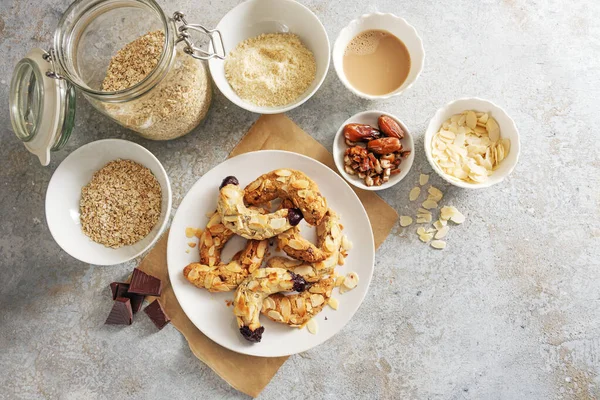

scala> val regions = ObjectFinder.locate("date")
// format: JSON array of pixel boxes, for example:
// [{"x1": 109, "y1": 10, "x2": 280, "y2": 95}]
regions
[
  {"x1": 378, "y1": 115, "x2": 405, "y2": 139},
  {"x1": 343, "y1": 124, "x2": 381, "y2": 142},
  {"x1": 367, "y1": 137, "x2": 403, "y2": 155}
]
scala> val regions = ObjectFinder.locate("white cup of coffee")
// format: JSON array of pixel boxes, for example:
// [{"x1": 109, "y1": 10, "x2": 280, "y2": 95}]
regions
[{"x1": 333, "y1": 13, "x2": 425, "y2": 100}]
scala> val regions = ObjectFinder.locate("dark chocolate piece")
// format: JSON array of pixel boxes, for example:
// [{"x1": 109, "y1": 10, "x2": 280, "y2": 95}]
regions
[
  {"x1": 287, "y1": 208, "x2": 304, "y2": 226},
  {"x1": 144, "y1": 299, "x2": 171, "y2": 330},
  {"x1": 289, "y1": 272, "x2": 308, "y2": 292},
  {"x1": 110, "y1": 282, "x2": 120, "y2": 299},
  {"x1": 240, "y1": 326, "x2": 264, "y2": 343},
  {"x1": 219, "y1": 176, "x2": 239, "y2": 189},
  {"x1": 110, "y1": 282, "x2": 144, "y2": 313},
  {"x1": 105, "y1": 297, "x2": 133, "y2": 325},
  {"x1": 128, "y1": 268, "x2": 162, "y2": 297}
]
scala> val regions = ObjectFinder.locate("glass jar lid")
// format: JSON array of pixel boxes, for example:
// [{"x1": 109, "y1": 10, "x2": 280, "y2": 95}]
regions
[{"x1": 9, "y1": 48, "x2": 76, "y2": 166}]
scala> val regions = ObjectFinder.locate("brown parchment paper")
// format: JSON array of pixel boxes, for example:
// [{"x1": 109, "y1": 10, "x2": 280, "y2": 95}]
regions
[{"x1": 137, "y1": 114, "x2": 398, "y2": 398}]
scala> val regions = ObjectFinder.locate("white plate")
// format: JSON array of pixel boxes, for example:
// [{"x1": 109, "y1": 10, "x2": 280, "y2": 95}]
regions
[
  {"x1": 45, "y1": 139, "x2": 172, "y2": 265},
  {"x1": 333, "y1": 110, "x2": 415, "y2": 191},
  {"x1": 208, "y1": 0, "x2": 330, "y2": 114},
  {"x1": 167, "y1": 150, "x2": 374, "y2": 357}
]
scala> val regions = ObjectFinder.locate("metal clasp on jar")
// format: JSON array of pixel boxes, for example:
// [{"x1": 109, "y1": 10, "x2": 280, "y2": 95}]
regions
[{"x1": 173, "y1": 12, "x2": 225, "y2": 61}]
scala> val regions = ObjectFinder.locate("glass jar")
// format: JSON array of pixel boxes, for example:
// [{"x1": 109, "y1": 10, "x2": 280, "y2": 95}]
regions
[{"x1": 9, "y1": 0, "x2": 224, "y2": 165}]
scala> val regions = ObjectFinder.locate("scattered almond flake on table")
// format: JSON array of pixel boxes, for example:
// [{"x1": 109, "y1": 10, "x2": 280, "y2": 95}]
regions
[
  {"x1": 434, "y1": 226, "x2": 449, "y2": 239},
  {"x1": 306, "y1": 318, "x2": 318, "y2": 334},
  {"x1": 419, "y1": 174, "x2": 429, "y2": 185},
  {"x1": 417, "y1": 207, "x2": 431, "y2": 215},
  {"x1": 431, "y1": 240, "x2": 446, "y2": 249},
  {"x1": 427, "y1": 186, "x2": 443, "y2": 202},
  {"x1": 409, "y1": 187, "x2": 421, "y2": 201},
  {"x1": 416, "y1": 213, "x2": 432, "y2": 223},
  {"x1": 422, "y1": 199, "x2": 438, "y2": 210},
  {"x1": 400, "y1": 216, "x2": 413, "y2": 227},
  {"x1": 433, "y1": 219, "x2": 447, "y2": 230}
]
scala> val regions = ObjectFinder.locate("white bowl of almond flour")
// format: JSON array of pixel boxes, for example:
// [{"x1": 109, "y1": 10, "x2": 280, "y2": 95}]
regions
[
  {"x1": 208, "y1": 0, "x2": 330, "y2": 114},
  {"x1": 45, "y1": 139, "x2": 172, "y2": 265}
]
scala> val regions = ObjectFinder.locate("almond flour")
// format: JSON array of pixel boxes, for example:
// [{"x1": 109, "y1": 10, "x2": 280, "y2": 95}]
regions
[{"x1": 224, "y1": 33, "x2": 316, "y2": 107}]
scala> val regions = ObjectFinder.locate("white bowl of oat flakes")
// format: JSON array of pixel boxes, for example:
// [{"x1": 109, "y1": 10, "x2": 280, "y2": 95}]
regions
[
  {"x1": 208, "y1": 0, "x2": 330, "y2": 114},
  {"x1": 46, "y1": 139, "x2": 172, "y2": 265},
  {"x1": 424, "y1": 98, "x2": 521, "y2": 189}
]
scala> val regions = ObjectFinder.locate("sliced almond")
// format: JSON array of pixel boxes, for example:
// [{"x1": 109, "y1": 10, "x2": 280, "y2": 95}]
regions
[
  {"x1": 288, "y1": 239, "x2": 305, "y2": 250},
  {"x1": 226, "y1": 263, "x2": 243, "y2": 273},
  {"x1": 418, "y1": 232, "x2": 434, "y2": 243},
  {"x1": 245, "y1": 179, "x2": 261, "y2": 192},
  {"x1": 419, "y1": 174, "x2": 429, "y2": 185},
  {"x1": 268, "y1": 310, "x2": 284, "y2": 322},
  {"x1": 435, "y1": 226, "x2": 449, "y2": 239},
  {"x1": 291, "y1": 179, "x2": 309, "y2": 189},
  {"x1": 341, "y1": 235, "x2": 353, "y2": 251},
  {"x1": 431, "y1": 240, "x2": 446, "y2": 249},
  {"x1": 450, "y1": 210, "x2": 465, "y2": 224},
  {"x1": 269, "y1": 218, "x2": 287, "y2": 229},
  {"x1": 310, "y1": 294, "x2": 325, "y2": 307},
  {"x1": 275, "y1": 169, "x2": 292, "y2": 177},
  {"x1": 486, "y1": 117, "x2": 500, "y2": 142},
  {"x1": 343, "y1": 272, "x2": 359, "y2": 289},
  {"x1": 466, "y1": 111, "x2": 477, "y2": 129},
  {"x1": 328, "y1": 297, "x2": 339, "y2": 310},
  {"x1": 263, "y1": 297, "x2": 276, "y2": 310},
  {"x1": 428, "y1": 186, "x2": 443, "y2": 199},
  {"x1": 409, "y1": 187, "x2": 421, "y2": 201},
  {"x1": 417, "y1": 208, "x2": 432, "y2": 215},
  {"x1": 422, "y1": 199, "x2": 438, "y2": 210},
  {"x1": 416, "y1": 213, "x2": 432, "y2": 222},
  {"x1": 280, "y1": 297, "x2": 292, "y2": 320},
  {"x1": 185, "y1": 227, "x2": 196, "y2": 238},
  {"x1": 400, "y1": 216, "x2": 413, "y2": 227},
  {"x1": 306, "y1": 318, "x2": 318, "y2": 334}
]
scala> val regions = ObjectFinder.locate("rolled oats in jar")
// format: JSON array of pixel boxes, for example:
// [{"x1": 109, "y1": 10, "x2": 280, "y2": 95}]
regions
[{"x1": 101, "y1": 30, "x2": 212, "y2": 140}]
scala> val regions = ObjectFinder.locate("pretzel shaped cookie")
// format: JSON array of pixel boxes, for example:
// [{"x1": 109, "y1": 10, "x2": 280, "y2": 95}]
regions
[
  {"x1": 218, "y1": 176, "x2": 304, "y2": 240},
  {"x1": 244, "y1": 169, "x2": 327, "y2": 225},
  {"x1": 234, "y1": 267, "x2": 308, "y2": 342},
  {"x1": 183, "y1": 239, "x2": 268, "y2": 292}
]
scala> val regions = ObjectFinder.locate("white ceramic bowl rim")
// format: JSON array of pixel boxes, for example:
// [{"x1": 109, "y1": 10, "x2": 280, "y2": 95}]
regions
[
  {"x1": 208, "y1": 0, "x2": 330, "y2": 114},
  {"x1": 424, "y1": 97, "x2": 521, "y2": 189},
  {"x1": 333, "y1": 12, "x2": 425, "y2": 100},
  {"x1": 45, "y1": 139, "x2": 172, "y2": 265}
]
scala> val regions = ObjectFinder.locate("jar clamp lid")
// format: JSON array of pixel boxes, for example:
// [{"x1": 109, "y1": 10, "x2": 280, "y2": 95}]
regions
[{"x1": 9, "y1": 48, "x2": 76, "y2": 166}]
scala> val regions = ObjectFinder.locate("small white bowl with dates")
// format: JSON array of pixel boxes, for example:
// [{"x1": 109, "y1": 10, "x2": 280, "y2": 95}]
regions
[
  {"x1": 424, "y1": 98, "x2": 521, "y2": 189},
  {"x1": 333, "y1": 110, "x2": 414, "y2": 191}
]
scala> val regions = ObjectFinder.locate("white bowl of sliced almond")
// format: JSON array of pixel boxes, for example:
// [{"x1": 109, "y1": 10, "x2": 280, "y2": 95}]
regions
[{"x1": 424, "y1": 98, "x2": 520, "y2": 189}]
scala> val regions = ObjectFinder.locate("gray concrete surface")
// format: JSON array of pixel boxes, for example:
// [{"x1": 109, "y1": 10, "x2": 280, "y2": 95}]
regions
[{"x1": 1, "y1": 0, "x2": 599, "y2": 399}]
